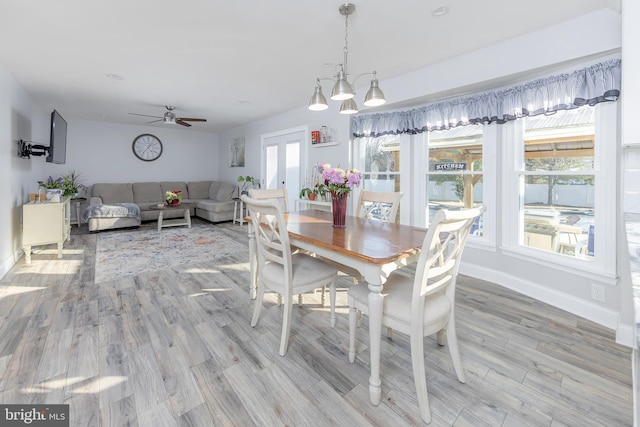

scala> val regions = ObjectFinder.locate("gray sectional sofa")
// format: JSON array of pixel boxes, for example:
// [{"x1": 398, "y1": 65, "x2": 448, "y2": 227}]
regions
[{"x1": 84, "y1": 180, "x2": 238, "y2": 232}]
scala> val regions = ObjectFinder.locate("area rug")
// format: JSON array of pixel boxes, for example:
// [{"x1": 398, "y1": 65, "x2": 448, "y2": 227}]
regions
[{"x1": 94, "y1": 224, "x2": 245, "y2": 283}]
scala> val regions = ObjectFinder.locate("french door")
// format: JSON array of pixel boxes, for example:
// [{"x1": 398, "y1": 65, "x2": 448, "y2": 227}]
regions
[{"x1": 260, "y1": 127, "x2": 307, "y2": 210}]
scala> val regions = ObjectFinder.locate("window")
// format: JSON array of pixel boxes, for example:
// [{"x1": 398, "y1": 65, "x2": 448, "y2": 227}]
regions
[
  {"x1": 503, "y1": 103, "x2": 616, "y2": 276},
  {"x1": 425, "y1": 126, "x2": 486, "y2": 236},
  {"x1": 521, "y1": 108, "x2": 595, "y2": 257},
  {"x1": 358, "y1": 135, "x2": 401, "y2": 221}
]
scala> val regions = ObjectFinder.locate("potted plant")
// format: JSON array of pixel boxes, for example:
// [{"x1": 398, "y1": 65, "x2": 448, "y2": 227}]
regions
[
  {"x1": 61, "y1": 170, "x2": 87, "y2": 197},
  {"x1": 300, "y1": 187, "x2": 316, "y2": 200},
  {"x1": 165, "y1": 190, "x2": 183, "y2": 205},
  {"x1": 38, "y1": 176, "x2": 64, "y2": 200},
  {"x1": 237, "y1": 175, "x2": 259, "y2": 195}
]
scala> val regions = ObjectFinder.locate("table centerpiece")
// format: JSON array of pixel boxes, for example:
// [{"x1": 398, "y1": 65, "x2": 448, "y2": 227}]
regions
[{"x1": 319, "y1": 163, "x2": 362, "y2": 228}]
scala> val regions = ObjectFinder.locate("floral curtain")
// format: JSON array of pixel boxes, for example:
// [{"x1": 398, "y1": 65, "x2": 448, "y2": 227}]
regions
[{"x1": 351, "y1": 59, "x2": 621, "y2": 138}]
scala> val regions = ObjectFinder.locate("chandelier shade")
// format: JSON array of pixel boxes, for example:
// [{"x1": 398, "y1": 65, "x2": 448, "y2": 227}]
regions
[
  {"x1": 308, "y1": 3, "x2": 386, "y2": 114},
  {"x1": 309, "y1": 80, "x2": 329, "y2": 111},
  {"x1": 331, "y1": 68, "x2": 355, "y2": 101},
  {"x1": 364, "y1": 75, "x2": 386, "y2": 107},
  {"x1": 339, "y1": 98, "x2": 359, "y2": 115}
]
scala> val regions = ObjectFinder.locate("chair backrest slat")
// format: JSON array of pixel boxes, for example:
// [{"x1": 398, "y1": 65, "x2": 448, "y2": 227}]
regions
[
  {"x1": 412, "y1": 206, "x2": 486, "y2": 313},
  {"x1": 249, "y1": 188, "x2": 290, "y2": 213},
  {"x1": 242, "y1": 195, "x2": 293, "y2": 283},
  {"x1": 356, "y1": 190, "x2": 403, "y2": 222}
]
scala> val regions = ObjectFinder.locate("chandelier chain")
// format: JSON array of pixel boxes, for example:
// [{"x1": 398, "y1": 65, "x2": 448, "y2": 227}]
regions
[{"x1": 343, "y1": 12, "x2": 349, "y2": 73}]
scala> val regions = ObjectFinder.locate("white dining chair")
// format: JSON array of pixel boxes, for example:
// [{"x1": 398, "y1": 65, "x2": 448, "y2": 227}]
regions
[
  {"x1": 347, "y1": 205, "x2": 486, "y2": 424},
  {"x1": 248, "y1": 187, "x2": 313, "y2": 306},
  {"x1": 335, "y1": 190, "x2": 404, "y2": 287},
  {"x1": 242, "y1": 195, "x2": 338, "y2": 356},
  {"x1": 356, "y1": 190, "x2": 403, "y2": 223},
  {"x1": 249, "y1": 187, "x2": 289, "y2": 212}
]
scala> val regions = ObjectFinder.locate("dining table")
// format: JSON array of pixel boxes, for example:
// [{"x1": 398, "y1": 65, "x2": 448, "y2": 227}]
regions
[{"x1": 247, "y1": 208, "x2": 427, "y2": 406}]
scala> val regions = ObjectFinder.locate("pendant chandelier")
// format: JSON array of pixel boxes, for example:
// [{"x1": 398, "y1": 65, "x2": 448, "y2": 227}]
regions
[{"x1": 308, "y1": 3, "x2": 386, "y2": 115}]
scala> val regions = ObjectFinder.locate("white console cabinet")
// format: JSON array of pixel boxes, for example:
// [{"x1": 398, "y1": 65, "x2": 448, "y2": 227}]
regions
[{"x1": 22, "y1": 196, "x2": 71, "y2": 264}]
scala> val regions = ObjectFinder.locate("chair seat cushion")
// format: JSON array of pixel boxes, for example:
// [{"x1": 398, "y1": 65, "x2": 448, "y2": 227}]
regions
[
  {"x1": 348, "y1": 271, "x2": 450, "y2": 328},
  {"x1": 262, "y1": 253, "x2": 337, "y2": 293}
]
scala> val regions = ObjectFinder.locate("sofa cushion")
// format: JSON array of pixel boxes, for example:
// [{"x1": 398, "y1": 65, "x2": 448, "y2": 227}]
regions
[
  {"x1": 216, "y1": 182, "x2": 237, "y2": 201},
  {"x1": 208, "y1": 182, "x2": 222, "y2": 200},
  {"x1": 187, "y1": 181, "x2": 212, "y2": 199},
  {"x1": 161, "y1": 182, "x2": 189, "y2": 199},
  {"x1": 92, "y1": 183, "x2": 134, "y2": 204},
  {"x1": 133, "y1": 182, "x2": 163, "y2": 203},
  {"x1": 196, "y1": 199, "x2": 235, "y2": 213}
]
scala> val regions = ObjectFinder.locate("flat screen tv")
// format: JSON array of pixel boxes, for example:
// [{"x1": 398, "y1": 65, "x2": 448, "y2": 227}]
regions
[{"x1": 46, "y1": 110, "x2": 67, "y2": 164}]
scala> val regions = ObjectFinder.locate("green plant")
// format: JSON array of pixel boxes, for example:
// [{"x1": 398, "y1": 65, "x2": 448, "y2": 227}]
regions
[
  {"x1": 314, "y1": 182, "x2": 328, "y2": 199},
  {"x1": 237, "y1": 175, "x2": 259, "y2": 193},
  {"x1": 61, "y1": 170, "x2": 87, "y2": 196}
]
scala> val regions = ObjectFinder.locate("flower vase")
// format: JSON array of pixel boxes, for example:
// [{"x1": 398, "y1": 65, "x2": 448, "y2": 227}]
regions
[
  {"x1": 331, "y1": 191, "x2": 348, "y2": 228},
  {"x1": 167, "y1": 199, "x2": 180, "y2": 206}
]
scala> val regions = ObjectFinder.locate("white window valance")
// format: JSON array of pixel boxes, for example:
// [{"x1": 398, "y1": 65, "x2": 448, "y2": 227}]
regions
[{"x1": 352, "y1": 59, "x2": 621, "y2": 138}]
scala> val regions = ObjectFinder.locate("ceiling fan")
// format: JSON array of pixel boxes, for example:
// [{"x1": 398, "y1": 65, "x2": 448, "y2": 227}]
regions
[{"x1": 128, "y1": 106, "x2": 206, "y2": 127}]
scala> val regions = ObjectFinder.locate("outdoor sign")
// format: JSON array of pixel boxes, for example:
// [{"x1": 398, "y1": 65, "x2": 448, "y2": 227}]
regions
[{"x1": 434, "y1": 162, "x2": 466, "y2": 171}]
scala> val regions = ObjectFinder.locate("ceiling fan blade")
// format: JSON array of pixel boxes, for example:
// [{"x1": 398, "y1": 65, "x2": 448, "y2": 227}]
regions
[
  {"x1": 176, "y1": 120, "x2": 192, "y2": 127},
  {"x1": 177, "y1": 117, "x2": 207, "y2": 122},
  {"x1": 146, "y1": 119, "x2": 163, "y2": 124},
  {"x1": 129, "y1": 113, "x2": 163, "y2": 119}
]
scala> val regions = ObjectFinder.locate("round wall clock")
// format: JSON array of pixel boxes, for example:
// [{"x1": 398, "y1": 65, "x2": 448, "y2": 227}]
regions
[{"x1": 132, "y1": 134, "x2": 163, "y2": 161}]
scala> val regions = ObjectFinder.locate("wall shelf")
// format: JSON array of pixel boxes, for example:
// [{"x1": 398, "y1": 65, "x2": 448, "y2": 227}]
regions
[{"x1": 311, "y1": 141, "x2": 339, "y2": 148}]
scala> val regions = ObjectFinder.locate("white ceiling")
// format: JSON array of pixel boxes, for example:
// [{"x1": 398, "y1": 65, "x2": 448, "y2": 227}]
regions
[{"x1": 0, "y1": 0, "x2": 620, "y2": 133}]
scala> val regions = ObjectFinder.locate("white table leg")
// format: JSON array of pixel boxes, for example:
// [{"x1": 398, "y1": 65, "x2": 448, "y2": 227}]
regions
[
  {"x1": 185, "y1": 208, "x2": 191, "y2": 228},
  {"x1": 75, "y1": 201, "x2": 81, "y2": 227},
  {"x1": 248, "y1": 223, "x2": 257, "y2": 300},
  {"x1": 233, "y1": 200, "x2": 239, "y2": 225},
  {"x1": 367, "y1": 281, "x2": 384, "y2": 405},
  {"x1": 157, "y1": 211, "x2": 163, "y2": 231},
  {"x1": 57, "y1": 241, "x2": 63, "y2": 259},
  {"x1": 24, "y1": 246, "x2": 31, "y2": 264}
]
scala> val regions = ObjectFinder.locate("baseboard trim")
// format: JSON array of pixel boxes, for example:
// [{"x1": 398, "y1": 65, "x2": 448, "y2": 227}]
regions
[{"x1": 0, "y1": 251, "x2": 20, "y2": 281}]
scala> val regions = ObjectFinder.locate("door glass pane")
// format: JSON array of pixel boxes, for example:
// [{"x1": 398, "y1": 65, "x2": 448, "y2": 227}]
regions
[
  {"x1": 265, "y1": 145, "x2": 278, "y2": 190},
  {"x1": 285, "y1": 142, "x2": 300, "y2": 209}
]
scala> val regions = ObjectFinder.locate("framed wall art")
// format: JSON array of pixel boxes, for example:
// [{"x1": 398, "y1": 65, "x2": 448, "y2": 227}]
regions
[{"x1": 229, "y1": 137, "x2": 245, "y2": 167}]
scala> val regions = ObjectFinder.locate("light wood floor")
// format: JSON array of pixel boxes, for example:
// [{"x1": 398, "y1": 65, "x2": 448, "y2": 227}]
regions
[{"x1": 0, "y1": 219, "x2": 632, "y2": 426}]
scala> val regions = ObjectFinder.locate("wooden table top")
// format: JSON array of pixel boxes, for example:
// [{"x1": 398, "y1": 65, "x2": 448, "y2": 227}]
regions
[{"x1": 283, "y1": 210, "x2": 427, "y2": 265}]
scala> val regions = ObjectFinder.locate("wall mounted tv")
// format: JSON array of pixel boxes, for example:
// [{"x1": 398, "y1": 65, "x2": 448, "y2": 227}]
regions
[{"x1": 46, "y1": 110, "x2": 67, "y2": 164}]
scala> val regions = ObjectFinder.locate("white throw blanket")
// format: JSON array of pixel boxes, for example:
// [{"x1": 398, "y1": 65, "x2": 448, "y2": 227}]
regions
[{"x1": 82, "y1": 203, "x2": 141, "y2": 222}]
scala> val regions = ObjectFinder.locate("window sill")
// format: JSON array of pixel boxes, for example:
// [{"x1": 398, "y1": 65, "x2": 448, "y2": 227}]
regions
[{"x1": 500, "y1": 244, "x2": 617, "y2": 284}]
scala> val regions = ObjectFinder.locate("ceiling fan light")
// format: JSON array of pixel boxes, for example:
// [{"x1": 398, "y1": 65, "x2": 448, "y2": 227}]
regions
[
  {"x1": 164, "y1": 111, "x2": 177, "y2": 124},
  {"x1": 331, "y1": 69, "x2": 355, "y2": 101},
  {"x1": 308, "y1": 84, "x2": 329, "y2": 111},
  {"x1": 364, "y1": 78, "x2": 386, "y2": 107},
  {"x1": 339, "y1": 98, "x2": 358, "y2": 115}
]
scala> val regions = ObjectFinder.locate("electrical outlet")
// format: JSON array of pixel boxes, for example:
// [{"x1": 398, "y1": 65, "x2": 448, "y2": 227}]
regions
[{"x1": 591, "y1": 284, "x2": 606, "y2": 303}]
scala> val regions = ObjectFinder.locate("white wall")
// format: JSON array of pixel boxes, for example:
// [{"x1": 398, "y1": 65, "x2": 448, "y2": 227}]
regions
[
  {"x1": 1, "y1": 63, "x2": 48, "y2": 278},
  {"x1": 217, "y1": 8, "x2": 631, "y2": 341},
  {"x1": 39, "y1": 119, "x2": 221, "y2": 190}
]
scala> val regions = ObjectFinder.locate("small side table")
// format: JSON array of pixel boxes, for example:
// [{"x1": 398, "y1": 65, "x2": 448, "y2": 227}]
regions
[
  {"x1": 233, "y1": 197, "x2": 245, "y2": 226},
  {"x1": 70, "y1": 197, "x2": 87, "y2": 227}
]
